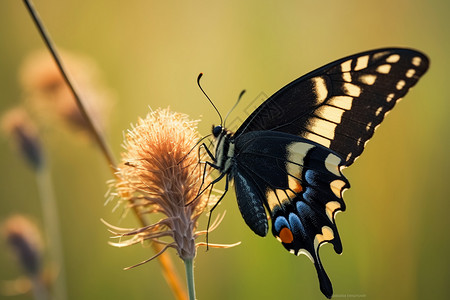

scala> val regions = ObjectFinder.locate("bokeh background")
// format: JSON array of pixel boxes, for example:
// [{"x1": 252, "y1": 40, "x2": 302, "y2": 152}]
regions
[{"x1": 0, "y1": 1, "x2": 449, "y2": 299}]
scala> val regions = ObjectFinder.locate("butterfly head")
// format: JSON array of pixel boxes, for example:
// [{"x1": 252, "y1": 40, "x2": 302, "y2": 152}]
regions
[
  {"x1": 211, "y1": 124, "x2": 234, "y2": 143},
  {"x1": 212, "y1": 125, "x2": 223, "y2": 138}
]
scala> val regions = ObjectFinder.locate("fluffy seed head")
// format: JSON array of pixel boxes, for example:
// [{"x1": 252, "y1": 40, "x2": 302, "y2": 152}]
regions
[{"x1": 112, "y1": 108, "x2": 210, "y2": 261}]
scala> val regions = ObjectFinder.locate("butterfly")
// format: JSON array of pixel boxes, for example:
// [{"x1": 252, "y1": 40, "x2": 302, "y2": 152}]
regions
[{"x1": 202, "y1": 48, "x2": 429, "y2": 298}]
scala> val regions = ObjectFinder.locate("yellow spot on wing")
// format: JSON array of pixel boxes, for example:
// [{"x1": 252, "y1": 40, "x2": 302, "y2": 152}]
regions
[
  {"x1": 266, "y1": 188, "x2": 298, "y2": 211},
  {"x1": 406, "y1": 69, "x2": 416, "y2": 78},
  {"x1": 266, "y1": 190, "x2": 279, "y2": 211},
  {"x1": 376, "y1": 64, "x2": 391, "y2": 74},
  {"x1": 284, "y1": 143, "x2": 310, "y2": 205},
  {"x1": 386, "y1": 93, "x2": 395, "y2": 102},
  {"x1": 326, "y1": 201, "x2": 341, "y2": 221},
  {"x1": 328, "y1": 96, "x2": 353, "y2": 110},
  {"x1": 354, "y1": 55, "x2": 369, "y2": 71},
  {"x1": 315, "y1": 105, "x2": 346, "y2": 124},
  {"x1": 343, "y1": 82, "x2": 362, "y2": 97},
  {"x1": 359, "y1": 74, "x2": 377, "y2": 85},
  {"x1": 324, "y1": 153, "x2": 341, "y2": 176},
  {"x1": 396, "y1": 80, "x2": 406, "y2": 90},
  {"x1": 386, "y1": 54, "x2": 400, "y2": 63},
  {"x1": 346, "y1": 152, "x2": 352, "y2": 162},
  {"x1": 342, "y1": 72, "x2": 352, "y2": 82},
  {"x1": 412, "y1": 56, "x2": 422, "y2": 66},
  {"x1": 287, "y1": 142, "x2": 315, "y2": 168},
  {"x1": 308, "y1": 118, "x2": 337, "y2": 140},
  {"x1": 375, "y1": 106, "x2": 383, "y2": 116},
  {"x1": 302, "y1": 132, "x2": 331, "y2": 148},
  {"x1": 311, "y1": 77, "x2": 328, "y2": 103},
  {"x1": 314, "y1": 226, "x2": 334, "y2": 251},
  {"x1": 340, "y1": 60, "x2": 352, "y2": 72},
  {"x1": 330, "y1": 179, "x2": 347, "y2": 198}
]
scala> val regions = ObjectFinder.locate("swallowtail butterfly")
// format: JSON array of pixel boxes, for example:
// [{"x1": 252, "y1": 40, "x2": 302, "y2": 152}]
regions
[{"x1": 204, "y1": 48, "x2": 429, "y2": 298}]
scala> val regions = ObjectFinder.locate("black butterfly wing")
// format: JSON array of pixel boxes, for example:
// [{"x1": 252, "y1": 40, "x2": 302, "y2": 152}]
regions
[
  {"x1": 232, "y1": 131, "x2": 349, "y2": 298},
  {"x1": 234, "y1": 48, "x2": 429, "y2": 166}
]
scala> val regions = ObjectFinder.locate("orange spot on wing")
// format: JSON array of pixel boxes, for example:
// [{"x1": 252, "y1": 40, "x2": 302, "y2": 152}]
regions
[
  {"x1": 279, "y1": 227, "x2": 294, "y2": 244},
  {"x1": 294, "y1": 182, "x2": 303, "y2": 193}
]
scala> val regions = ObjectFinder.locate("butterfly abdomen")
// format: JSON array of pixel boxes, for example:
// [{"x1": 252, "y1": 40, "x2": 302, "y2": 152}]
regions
[{"x1": 232, "y1": 169, "x2": 269, "y2": 236}]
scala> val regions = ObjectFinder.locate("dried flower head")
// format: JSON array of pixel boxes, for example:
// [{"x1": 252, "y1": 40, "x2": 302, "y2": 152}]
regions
[
  {"x1": 1, "y1": 107, "x2": 42, "y2": 169},
  {"x1": 19, "y1": 49, "x2": 113, "y2": 135},
  {"x1": 1, "y1": 215, "x2": 44, "y2": 277},
  {"x1": 109, "y1": 108, "x2": 224, "y2": 265}
]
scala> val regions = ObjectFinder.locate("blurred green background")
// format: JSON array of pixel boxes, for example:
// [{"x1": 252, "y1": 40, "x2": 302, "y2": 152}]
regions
[{"x1": 0, "y1": 1, "x2": 449, "y2": 299}]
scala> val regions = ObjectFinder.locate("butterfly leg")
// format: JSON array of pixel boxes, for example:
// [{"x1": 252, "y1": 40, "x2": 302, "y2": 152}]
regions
[
  {"x1": 205, "y1": 173, "x2": 229, "y2": 249},
  {"x1": 199, "y1": 142, "x2": 216, "y2": 161},
  {"x1": 196, "y1": 142, "x2": 220, "y2": 197},
  {"x1": 185, "y1": 154, "x2": 222, "y2": 206}
]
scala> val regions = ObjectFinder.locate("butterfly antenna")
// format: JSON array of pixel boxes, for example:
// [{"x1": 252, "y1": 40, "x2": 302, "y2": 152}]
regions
[
  {"x1": 224, "y1": 89, "x2": 245, "y2": 128},
  {"x1": 197, "y1": 73, "x2": 223, "y2": 126}
]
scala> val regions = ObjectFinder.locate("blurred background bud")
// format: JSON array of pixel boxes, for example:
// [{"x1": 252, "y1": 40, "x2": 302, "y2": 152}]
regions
[
  {"x1": 1, "y1": 107, "x2": 43, "y2": 170},
  {"x1": 1, "y1": 215, "x2": 44, "y2": 277},
  {"x1": 19, "y1": 49, "x2": 114, "y2": 137}
]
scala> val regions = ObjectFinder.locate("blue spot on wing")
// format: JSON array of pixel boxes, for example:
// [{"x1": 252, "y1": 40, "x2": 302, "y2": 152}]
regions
[
  {"x1": 274, "y1": 216, "x2": 290, "y2": 233},
  {"x1": 288, "y1": 212, "x2": 306, "y2": 238}
]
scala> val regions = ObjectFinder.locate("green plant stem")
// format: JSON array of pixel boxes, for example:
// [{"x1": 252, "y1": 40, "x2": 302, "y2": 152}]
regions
[
  {"x1": 36, "y1": 163, "x2": 67, "y2": 300},
  {"x1": 184, "y1": 258, "x2": 196, "y2": 300},
  {"x1": 30, "y1": 274, "x2": 50, "y2": 300}
]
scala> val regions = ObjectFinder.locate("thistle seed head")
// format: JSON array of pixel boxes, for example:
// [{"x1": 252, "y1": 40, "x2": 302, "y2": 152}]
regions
[{"x1": 112, "y1": 108, "x2": 210, "y2": 261}]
